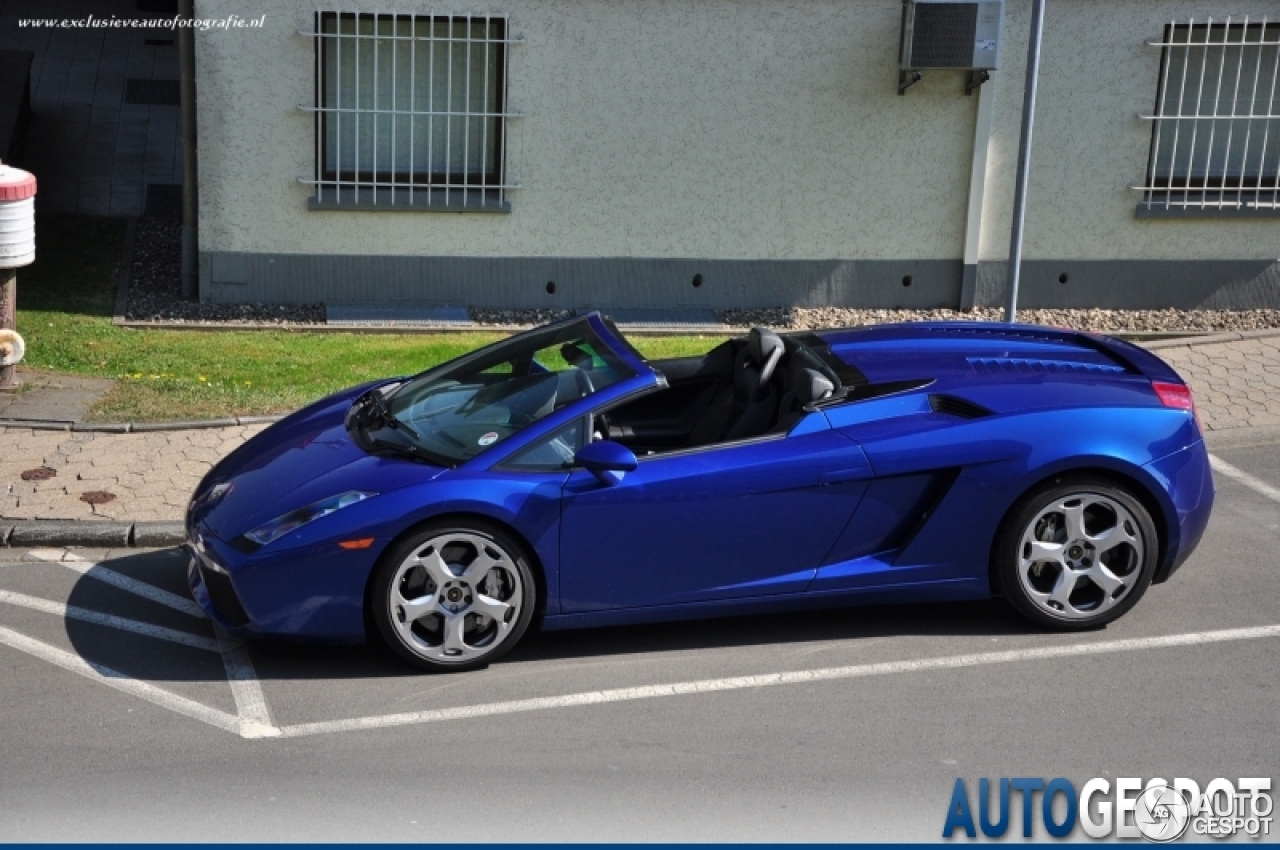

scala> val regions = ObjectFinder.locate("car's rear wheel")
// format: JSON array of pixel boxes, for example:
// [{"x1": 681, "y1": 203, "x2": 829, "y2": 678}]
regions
[
  {"x1": 371, "y1": 521, "x2": 536, "y2": 672},
  {"x1": 994, "y1": 477, "x2": 1158, "y2": 630}
]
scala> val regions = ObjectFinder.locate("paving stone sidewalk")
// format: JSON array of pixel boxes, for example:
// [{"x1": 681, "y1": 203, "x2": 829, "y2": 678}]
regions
[
  {"x1": 1154, "y1": 334, "x2": 1280, "y2": 431},
  {"x1": 1, "y1": 424, "x2": 268, "y2": 522},
  {"x1": 1, "y1": 332, "x2": 1278, "y2": 528}
]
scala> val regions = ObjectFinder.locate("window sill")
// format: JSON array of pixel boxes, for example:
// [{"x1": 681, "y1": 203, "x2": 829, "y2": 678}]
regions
[
  {"x1": 1135, "y1": 203, "x2": 1280, "y2": 219},
  {"x1": 308, "y1": 189, "x2": 511, "y2": 213}
]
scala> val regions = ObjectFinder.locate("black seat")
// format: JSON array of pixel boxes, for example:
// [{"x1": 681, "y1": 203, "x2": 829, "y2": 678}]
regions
[
  {"x1": 723, "y1": 327, "x2": 786, "y2": 442},
  {"x1": 774, "y1": 366, "x2": 836, "y2": 432}
]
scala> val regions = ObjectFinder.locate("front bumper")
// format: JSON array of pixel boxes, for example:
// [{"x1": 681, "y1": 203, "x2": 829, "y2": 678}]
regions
[{"x1": 187, "y1": 548, "x2": 250, "y2": 629}]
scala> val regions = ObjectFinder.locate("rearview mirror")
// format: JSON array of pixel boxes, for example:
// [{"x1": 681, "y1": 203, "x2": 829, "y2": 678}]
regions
[{"x1": 575, "y1": 440, "x2": 638, "y2": 486}]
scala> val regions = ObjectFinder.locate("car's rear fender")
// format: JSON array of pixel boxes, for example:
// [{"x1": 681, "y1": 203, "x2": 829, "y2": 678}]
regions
[
  {"x1": 851, "y1": 406, "x2": 1199, "y2": 583},
  {"x1": 979, "y1": 457, "x2": 1180, "y2": 590}
]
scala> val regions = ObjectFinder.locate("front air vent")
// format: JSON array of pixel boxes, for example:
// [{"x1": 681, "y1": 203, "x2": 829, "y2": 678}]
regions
[
  {"x1": 929, "y1": 394, "x2": 993, "y2": 419},
  {"x1": 198, "y1": 564, "x2": 250, "y2": 626},
  {"x1": 967, "y1": 357, "x2": 1127, "y2": 376}
]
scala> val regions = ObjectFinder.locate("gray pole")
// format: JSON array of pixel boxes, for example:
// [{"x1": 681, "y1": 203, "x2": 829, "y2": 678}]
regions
[
  {"x1": 0, "y1": 268, "x2": 15, "y2": 388},
  {"x1": 178, "y1": 0, "x2": 199, "y2": 299},
  {"x1": 1004, "y1": 0, "x2": 1046, "y2": 324}
]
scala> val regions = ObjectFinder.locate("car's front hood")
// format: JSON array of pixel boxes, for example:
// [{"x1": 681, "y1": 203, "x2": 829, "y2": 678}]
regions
[{"x1": 190, "y1": 383, "x2": 446, "y2": 540}]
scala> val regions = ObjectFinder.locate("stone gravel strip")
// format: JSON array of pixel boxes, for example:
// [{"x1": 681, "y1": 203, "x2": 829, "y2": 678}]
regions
[{"x1": 720, "y1": 307, "x2": 1280, "y2": 334}]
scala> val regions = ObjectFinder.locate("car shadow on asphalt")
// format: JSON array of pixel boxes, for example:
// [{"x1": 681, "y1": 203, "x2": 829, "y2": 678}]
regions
[{"x1": 60, "y1": 548, "x2": 1045, "y2": 683}]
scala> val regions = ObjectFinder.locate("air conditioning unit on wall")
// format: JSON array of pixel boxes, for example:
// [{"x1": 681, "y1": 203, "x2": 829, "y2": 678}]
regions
[{"x1": 899, "y1": 0, "x2": 1003, "y2": 94}]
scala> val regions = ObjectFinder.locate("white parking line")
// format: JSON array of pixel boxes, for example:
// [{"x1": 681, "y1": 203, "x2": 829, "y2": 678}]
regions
[
  {"x1": 1210, "y1": 454, "x2": 1280, "y2": 504},
  {"x1": 13, "y1": 548, "x2": 278, "y2": 739},
  {"x1": 216, "y1": 628, "x2": 280, "y2": 739},
  {"x1": 0, "y1": 625, "x2": 241, "y2": 735},
  {"x1": 28, "y1": 549, "x2": 206, "y2": 618},
  {"x1": 276, "y1": 623, "x2": 1280, "y2": 739},
  {"x1": 0, "y1": 589, "x2": 223, "y2": 653}
]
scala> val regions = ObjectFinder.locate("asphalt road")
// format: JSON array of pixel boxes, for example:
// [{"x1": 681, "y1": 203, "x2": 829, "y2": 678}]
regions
[{"x1": 1, "y1": 440, "x2": 1278, "y2": 841}]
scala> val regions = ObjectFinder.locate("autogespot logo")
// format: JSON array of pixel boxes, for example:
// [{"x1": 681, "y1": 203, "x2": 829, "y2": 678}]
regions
[{"x1": 942, "y1": 777, "x2": 1273, "y2": 841}]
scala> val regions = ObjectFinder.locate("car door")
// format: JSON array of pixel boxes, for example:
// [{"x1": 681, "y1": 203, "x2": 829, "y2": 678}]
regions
[{"x1": 557, "y1": 427, "x2": 872, "y2": 613}]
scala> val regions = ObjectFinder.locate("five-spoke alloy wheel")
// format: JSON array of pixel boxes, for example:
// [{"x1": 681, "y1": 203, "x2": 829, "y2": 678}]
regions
[
  {"x1": 995, "y1": 477, "x2": 1159, "y2": 630},
  {"x1": 372, "y1": 522, "x2": 536, "y2": 671}
]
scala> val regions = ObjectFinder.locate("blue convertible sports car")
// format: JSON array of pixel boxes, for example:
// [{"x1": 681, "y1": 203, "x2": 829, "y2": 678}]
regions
[{"x1": 186, "y1": 313, "x2": 1214, "y2": 671}]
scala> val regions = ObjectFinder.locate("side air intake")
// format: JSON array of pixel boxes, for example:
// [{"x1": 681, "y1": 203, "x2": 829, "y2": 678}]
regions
[{"x1": 929, "y1": 394, "x2": 993, "y2": 419}]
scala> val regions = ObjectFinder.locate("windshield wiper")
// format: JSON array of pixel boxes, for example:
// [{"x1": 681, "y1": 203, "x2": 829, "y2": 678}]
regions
[
  {"x1": 366, "y1": 432, "x2": 444, "y2": 465},
  {"x1": 359, "y1": 387, "x2": 404, "y2": 430},
  {"x1": 347, "y1": 389, "x2": 444, "y2": 465}
]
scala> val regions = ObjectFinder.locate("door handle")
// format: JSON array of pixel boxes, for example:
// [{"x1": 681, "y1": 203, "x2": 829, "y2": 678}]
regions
[{"x1": 819, "y1": 468, "x2": 867, "y2": 486}]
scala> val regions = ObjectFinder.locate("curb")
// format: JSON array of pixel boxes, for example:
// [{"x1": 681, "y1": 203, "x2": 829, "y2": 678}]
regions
[
  {"x1": 0, "y1": 413, "x2": 284, "y2": 432},
  {"x1": 111, "y1": 318, "x2": 740, "y2": 336},
  {"x1": 1202, "y1": 423, "x2": 1280, "y2": 450},
  {"x1": 1140, "y1": 328, "x2": 1280, "y2": 350},
  {"x1": 2, "y1": 520, "x2": 186, "y2": 548}
]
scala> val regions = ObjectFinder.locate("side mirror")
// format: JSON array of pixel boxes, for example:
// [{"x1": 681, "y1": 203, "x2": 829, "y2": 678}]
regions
[{"x1": 575, "y1": 440, "x2": 638, "y2": 486}]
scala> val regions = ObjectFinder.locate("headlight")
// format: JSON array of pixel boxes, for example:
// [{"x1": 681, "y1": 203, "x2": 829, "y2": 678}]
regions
[{"x1": 244, "y1": 490, "x2": 376, "y2": 546}]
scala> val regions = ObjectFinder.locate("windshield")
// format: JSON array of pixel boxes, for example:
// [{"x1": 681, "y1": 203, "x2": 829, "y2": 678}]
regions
[{"x1": 372, "y1": 319, "x2": 635, "y2": 464}]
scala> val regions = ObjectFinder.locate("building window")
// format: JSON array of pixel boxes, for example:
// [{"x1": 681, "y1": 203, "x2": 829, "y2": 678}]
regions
[
  {"x1": 305, "y1": 12, "x2": 521, "y2": 212},
  {"x1": 1138, "y1": 19, "x2": 1280, "y2": 217}
]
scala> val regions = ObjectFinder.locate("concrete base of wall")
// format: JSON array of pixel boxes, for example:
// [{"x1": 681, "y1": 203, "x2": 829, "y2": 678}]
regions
[
  {"x1": 972, "y1": 259, "x2": 1280, "y2": 310},
  {"x1": 200, "y1": 252, "x2": 1280, "y2": 310},
  {"x1": 201, "y1": 254, "x2": 962, "y2": 310}
]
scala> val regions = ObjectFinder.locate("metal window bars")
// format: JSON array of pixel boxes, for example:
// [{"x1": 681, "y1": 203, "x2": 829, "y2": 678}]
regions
[
  {"x1": 1134, "y1": 18, "x2": 1280, "y2": 213},
  {"x1": 298, "y1": 11, "x2": 523, "y2": 210}
]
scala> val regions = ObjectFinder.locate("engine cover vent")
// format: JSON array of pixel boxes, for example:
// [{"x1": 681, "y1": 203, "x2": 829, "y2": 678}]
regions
[{"x1": 967, "y1": 357, "x2": 1128, "y2": 376}]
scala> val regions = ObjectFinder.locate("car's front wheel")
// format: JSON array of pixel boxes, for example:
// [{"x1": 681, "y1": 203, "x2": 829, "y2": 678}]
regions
[
  {"x1": 371, "y1": 521, "x2": 536, "y2": 672},
  {"x1": 994, "y1": 477, "x2": 1159, "y2": 630}
]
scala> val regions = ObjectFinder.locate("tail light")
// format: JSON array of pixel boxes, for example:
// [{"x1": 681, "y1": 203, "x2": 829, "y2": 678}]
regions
[{"x1": 1152, "y1": 381, "x2": 1201, "y2": 432}]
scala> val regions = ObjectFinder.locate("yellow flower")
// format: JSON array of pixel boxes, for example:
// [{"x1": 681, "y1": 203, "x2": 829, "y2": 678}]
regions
[{"x1": 198, "y1": 376, "x2": 207, "y2": 382}]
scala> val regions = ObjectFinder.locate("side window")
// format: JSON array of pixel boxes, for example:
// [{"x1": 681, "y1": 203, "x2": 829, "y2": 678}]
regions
[{"x1": 500, "y1": 420, "x2": 585, "y2": 472}]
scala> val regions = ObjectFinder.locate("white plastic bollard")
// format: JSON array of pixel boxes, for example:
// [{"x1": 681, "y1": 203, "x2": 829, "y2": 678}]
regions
[
  {"x1": 0, "y1": 160, "x2": 35, "y2": 388},
  {"x1": 0, "y1": 161, "x2": 36, "y2": 268}
]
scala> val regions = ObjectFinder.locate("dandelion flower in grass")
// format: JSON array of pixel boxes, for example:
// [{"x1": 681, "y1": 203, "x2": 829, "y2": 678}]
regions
[{"x1": 198, "y1": 376, "x2": 207, "y2": 382}]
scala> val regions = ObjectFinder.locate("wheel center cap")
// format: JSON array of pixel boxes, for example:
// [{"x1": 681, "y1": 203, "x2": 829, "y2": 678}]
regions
[
  {"x1": 447, "y1": 587, "x2": 464, "y2": 603},
  {"x1": 1068, "y1": 545, "x2": 1084, "y2": 560}
]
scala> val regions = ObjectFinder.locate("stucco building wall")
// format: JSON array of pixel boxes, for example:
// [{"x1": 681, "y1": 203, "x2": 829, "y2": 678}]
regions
[{"x1": 193, "y1": 0, "x2": 1280, "y2": 309}]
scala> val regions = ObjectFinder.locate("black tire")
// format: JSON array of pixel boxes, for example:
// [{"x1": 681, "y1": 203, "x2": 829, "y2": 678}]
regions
[
  {"x1": 371, "y1": 519, "x2": 537, "y2": 672},
  {"x1": 994, "y1": 476, "x2": 1159, "y2": 631}
]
